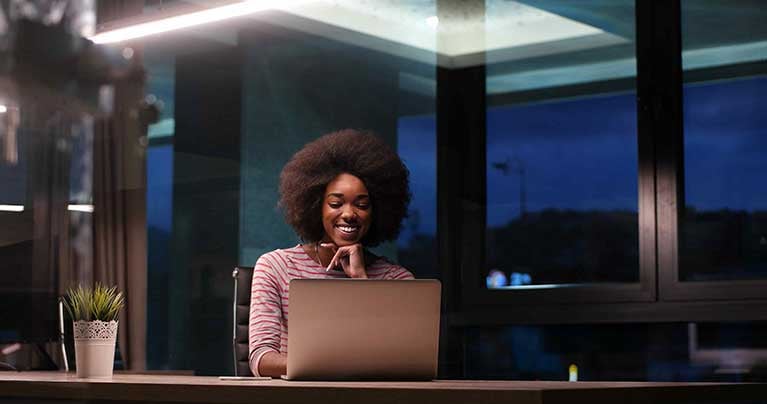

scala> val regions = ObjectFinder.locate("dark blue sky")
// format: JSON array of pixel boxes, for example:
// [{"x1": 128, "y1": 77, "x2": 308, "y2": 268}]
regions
[
  {"x1": 397, "y1": 115, "x2": 437, "y2": 245},
  {"x1": 683, "y1": 77, "x2": 767, "y2": 211},
  {"x1": 395, "y1": 75, "x2": 767, "y2": 238},
  {"x1": 486, "y1": 92, "x2": 638, "y2": 227}
]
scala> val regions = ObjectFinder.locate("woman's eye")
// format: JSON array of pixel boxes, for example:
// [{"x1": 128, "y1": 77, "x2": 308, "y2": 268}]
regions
[
  {"x1": 329, "y1": 203, "x2": 342, "y2": 208},
  {"x1": 356, "y1": 204, "x2": 369, "y2": 210}
]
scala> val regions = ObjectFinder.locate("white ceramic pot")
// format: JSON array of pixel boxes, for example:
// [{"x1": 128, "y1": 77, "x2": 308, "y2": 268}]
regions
[{"x1": 73, "y1": 320, "x2": 118, "y2": 378}]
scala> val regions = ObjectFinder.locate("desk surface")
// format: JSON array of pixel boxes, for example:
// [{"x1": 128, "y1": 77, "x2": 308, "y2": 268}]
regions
[{"x1": 2, "y1": 371, "x2": 767, "y2": 404}]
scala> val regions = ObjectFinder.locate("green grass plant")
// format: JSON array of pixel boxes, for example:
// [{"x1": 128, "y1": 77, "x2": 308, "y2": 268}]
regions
[{"x1": 63, "y1": 283, "x2": 124, "y2": 322}]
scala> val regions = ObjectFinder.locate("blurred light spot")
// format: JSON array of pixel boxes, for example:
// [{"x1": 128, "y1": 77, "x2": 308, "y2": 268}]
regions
[{"x1": 486, "y1": 269, "x2": 508, "y2": 288}]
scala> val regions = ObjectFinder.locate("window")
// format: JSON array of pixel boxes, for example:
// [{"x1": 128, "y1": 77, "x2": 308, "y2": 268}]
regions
[
  {"x1": 657, "y1": 0, "x2": 767, "y2": 300},
  {"x1": 467, "y1": 0, "x2": 651, "y2": 303},
  {"x1": 679, "y1": 0, "x2": 767, "y2": 283},
  {"x1": 486, "y1": 94, "x2": 638, "y2": 287}
]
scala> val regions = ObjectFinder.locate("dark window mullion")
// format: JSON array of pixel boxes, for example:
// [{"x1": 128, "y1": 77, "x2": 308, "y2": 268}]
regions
[
  {"x1": 637, "y1": 0, "x2": 683, "y2": 302},
  {"x1": 635, "y1": 1, "x2": 678, "y2": 300}
]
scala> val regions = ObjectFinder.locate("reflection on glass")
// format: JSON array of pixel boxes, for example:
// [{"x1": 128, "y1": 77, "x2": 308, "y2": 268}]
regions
[
  {"x1": 0, "y1": 1, "x2": 103, "y2": 361},
  {"x1": 680, "y1": 0, "x2": 767, "y2": 282},
  {"x1": 485, "y1": 1, "x2": 638, "y2": 288}
]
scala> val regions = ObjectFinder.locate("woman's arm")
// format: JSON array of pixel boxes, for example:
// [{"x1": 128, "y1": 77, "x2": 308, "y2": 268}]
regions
[
  {"x1": 257, "y1": 351, "x2": 287, "y2": 377},
  {"x1": 248, "y1": 255, "x2": 285, "y2": 377}
]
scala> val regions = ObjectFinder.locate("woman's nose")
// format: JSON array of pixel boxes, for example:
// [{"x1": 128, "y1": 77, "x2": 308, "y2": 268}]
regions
[{"x1": 340, "y1": 205, "x2": 356, "y2": 219}]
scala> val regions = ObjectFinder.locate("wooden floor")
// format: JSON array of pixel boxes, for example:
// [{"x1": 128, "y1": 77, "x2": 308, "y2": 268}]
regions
[{"x1": 1, "y1": 371, "x2": 766, "y2": 404}]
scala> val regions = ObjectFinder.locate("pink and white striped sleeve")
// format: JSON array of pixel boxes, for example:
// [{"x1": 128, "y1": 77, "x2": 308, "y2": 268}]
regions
[
  {"x1": 386, "y1": 264, "x2": 415, "y2": 280},
  {"x1": 248, "y1": 254, "x2": 283, "y2": 376}
]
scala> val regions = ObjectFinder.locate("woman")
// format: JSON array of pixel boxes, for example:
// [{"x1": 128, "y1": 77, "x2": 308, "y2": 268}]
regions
[{"x1": 248, "y1": 129, "x2": 414, "y2": 377}]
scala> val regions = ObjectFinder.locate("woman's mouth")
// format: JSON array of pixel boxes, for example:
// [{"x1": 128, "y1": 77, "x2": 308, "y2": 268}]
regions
[{"x1": 335, "y1": 224, "x2": 360, "y2": 240}]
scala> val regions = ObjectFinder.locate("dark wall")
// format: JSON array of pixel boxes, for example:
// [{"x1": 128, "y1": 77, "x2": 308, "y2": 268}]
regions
[{"x1": 237, "y1": 24, "x2": 401, "y2": 266}]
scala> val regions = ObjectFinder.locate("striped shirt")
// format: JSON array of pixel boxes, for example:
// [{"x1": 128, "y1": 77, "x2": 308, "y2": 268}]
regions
[{"x1": 248, "y1": 245, "x2": 414, "y2": 376}]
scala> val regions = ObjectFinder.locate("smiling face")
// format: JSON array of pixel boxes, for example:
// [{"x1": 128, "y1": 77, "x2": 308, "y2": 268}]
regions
[{"x1": 321, "y1": 173, "x2": 373, "y2": 246}]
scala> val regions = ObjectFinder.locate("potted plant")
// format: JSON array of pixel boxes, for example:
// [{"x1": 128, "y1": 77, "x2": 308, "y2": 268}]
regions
[{"x1": 63, "y1": 283, "x2": 124, "y2": 378}]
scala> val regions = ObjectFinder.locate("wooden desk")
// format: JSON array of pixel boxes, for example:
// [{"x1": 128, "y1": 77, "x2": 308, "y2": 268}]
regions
[{"x1": 1, "y1": 371, "x2": 766, "y2": 404}]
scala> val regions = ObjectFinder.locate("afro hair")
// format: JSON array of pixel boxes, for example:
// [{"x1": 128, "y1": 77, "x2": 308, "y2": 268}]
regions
[{"x1": 279, "y1": 129, "x2": 411, "y2": 246}]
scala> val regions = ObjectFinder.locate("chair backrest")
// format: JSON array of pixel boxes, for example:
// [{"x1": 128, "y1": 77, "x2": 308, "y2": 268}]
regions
[{"x1": 232, "y1": 265, "x2": 254, "y2": 376}]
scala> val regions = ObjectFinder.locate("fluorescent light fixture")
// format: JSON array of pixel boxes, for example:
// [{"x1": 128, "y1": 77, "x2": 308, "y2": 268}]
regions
[
  {"x1": 0, "y1": 204, "x2": 95, "y2": 212},
  {"x1": 89, "y1": 0, "x2": 312, "y2": 44},
  {"x1": 68, "y1": 204, "x2": 94, "y2": 213},
  {"x1": 0, "y1": 204, "x2": 24, "y2": 212}
]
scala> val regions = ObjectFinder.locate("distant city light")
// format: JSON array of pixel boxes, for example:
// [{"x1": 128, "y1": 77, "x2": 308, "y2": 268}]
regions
[
  {"x1": 486, "y1": 269, "x2": 508, "y2": 288},
  {"x1": 510, "y1": 272, "x2": 532, "y2": 286}
]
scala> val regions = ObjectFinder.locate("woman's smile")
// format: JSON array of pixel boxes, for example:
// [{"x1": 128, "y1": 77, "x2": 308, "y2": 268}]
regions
[{"x1": 336, "y1": 224, "x2": 360, "y2": 234}]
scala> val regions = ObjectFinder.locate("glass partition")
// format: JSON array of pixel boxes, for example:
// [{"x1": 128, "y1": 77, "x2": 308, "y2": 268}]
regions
[{"x1": 132, "y1": 1, "x2": 438, "y2": 373}]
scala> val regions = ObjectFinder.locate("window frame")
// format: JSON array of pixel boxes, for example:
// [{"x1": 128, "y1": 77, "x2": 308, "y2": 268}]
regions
[
  {"x1": 443, "y1": 0, "x2": 656, "y2": 308},
  {"x1": 658, "y1": 66, "x2": 767, "y2": 301},
  {"x1": 441, "y1": 0, "x2": 767, "y2": 323}
]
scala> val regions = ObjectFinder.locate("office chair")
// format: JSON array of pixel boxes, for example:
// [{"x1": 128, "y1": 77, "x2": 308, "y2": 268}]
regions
[{"x1": 231, "y1": 266, "x2": 253, "y2": 376}]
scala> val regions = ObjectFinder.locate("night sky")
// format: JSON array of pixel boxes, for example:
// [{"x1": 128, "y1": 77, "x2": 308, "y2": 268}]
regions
[
  {"x1": 683, "y1": 77, "x2": 767, "y2": 211},
  {"x1": 395, "y1": 75, "x2": 767, "y2": 243}
]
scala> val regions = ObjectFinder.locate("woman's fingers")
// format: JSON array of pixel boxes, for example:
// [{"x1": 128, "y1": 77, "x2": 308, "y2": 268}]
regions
[
  {"x1": 319, "y1": 243, "x2": 339, "y2": 271},
  {"x1": 320, "y1": 243, "x2": 365, "y2": 278},
  {"x1": 326, "y1": 246, "x2": 347, "y2": 272}
]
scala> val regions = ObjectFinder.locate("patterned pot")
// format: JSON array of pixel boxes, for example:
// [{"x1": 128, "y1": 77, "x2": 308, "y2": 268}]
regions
[{"x1": 73, "y1": 320, "x2": 118, "y2": 378}]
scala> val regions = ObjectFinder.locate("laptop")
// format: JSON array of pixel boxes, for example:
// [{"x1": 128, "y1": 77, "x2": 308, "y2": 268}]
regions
[{"x1": 283, "y1": 279, "x2": 441, "y2": 380}]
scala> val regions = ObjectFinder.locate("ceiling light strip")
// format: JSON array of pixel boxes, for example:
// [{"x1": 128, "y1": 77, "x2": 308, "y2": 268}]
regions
[
  {"x1": 0, "y1": 205, "x2": 24, "y2": 212},
  {"x1": 89, "y1": 0, "x2": 309, "y2": 44}
]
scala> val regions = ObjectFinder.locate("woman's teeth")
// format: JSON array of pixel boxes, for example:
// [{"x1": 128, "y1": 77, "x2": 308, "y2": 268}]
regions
[{"x1": 337, "y1": 225, "x2": 358, "y2": 233}]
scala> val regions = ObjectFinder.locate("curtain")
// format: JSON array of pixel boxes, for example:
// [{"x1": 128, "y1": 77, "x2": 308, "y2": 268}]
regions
[
  {"x1": 90, "y1": 0, "x2": 147, "y2": 372},
  {"x1": 14, "y1": 75, "x2": 84, "y2": 370},
  {"x1": 26, "y1": 98, "x2": 72, "y2": 304},
  {"x1": 93, "y1": 76, "x2": 147, "y2": 371}
]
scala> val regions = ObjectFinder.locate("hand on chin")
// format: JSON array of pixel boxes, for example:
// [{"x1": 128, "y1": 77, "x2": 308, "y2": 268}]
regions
[{"x1": 320, "y1": 241, "x2": 367, "y2": 279}]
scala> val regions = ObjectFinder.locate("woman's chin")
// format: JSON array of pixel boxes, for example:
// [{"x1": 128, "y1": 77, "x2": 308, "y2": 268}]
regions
[
  {"x1": 331, "y1": 233, "x2": 362, "y2": 246},
  {"x1": 333, "y1": 239, "x2": 358, "y2": 246}
]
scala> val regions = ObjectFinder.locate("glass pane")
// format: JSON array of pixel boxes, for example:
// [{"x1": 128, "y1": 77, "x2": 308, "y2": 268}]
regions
[
  {"x1": 485, "y1": 0, "x2": 638, "y2": 288},
  {"x1": 0, "y1": 3, "x2": 98, "y2": 350},
  {"x1": 465, "y1": 322, "x2": 767, "y2": 382},
  {"x1": 680, "y1": 0, "x2": 767, "y2": 282},
  {"x1": 133, "y1": 1, "x2": 437, "y2": 373}
]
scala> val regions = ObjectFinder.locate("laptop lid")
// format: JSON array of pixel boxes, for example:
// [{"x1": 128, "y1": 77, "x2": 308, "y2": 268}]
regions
[{"x1": 285, "y1": 279, "x2": 441, "y2": 380}]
